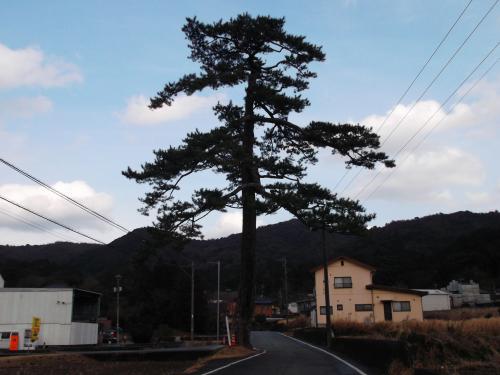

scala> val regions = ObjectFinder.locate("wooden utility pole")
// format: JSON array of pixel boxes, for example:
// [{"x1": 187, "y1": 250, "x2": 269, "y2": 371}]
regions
[
  {"x1": 191, "y1": 261, "x2": 195, "y2": 341},
  {"x1": 322, "y1": 222, "x2": 333, "y2": 348},
  {"x1": 283, "y1": 257, "x2": 289, "y2": 323}
]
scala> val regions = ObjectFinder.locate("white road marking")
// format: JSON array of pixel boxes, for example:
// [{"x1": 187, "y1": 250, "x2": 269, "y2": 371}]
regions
[
  {"x1": 280, "y1": 333, "x2": 369, "y2": 375},
  {"x1": 198, "y1": 350, "x2": 267, "y2": 375}
]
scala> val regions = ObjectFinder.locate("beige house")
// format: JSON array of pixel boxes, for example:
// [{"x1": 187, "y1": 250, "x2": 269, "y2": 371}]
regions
[{"x1": 313, "y1": 256, "x2": 426, "y2": 325}]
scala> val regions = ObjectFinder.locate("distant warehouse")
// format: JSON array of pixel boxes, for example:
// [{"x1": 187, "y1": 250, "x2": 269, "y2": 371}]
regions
[
  {"x1": 0, "y1": 288, "x2": 100, "y2": 350},
  {"x1": 413, "y1": 289, "x2": 451, "y2": 311}
]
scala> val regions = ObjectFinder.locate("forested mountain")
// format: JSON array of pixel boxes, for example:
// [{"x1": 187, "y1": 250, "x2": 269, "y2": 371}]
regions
[
  {"x1": 1, "y1": 210, "x2": 499, "y2": 293},
  {"x1": 0, "y1": 211, "x2": 498, "y2": 337}
]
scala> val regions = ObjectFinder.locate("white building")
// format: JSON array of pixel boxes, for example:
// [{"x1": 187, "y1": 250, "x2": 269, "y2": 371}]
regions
[
  {"x1": 445, "y1": 280, "x2": 492, "y2": 307},
  {"x1": 414, "y1": 289, "x2": 451, "y2": 311},
  {"x1": 0, "y1": 288, "x2": 100, "y2": 350}
]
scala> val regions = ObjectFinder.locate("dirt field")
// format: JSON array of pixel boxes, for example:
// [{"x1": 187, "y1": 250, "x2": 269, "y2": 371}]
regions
[
  {"x1": 0, "y1": 346, "x2": 254, "y2": 375},
  {"x1": 0, "y1": 354, "x2": 192, "y2": 375}
]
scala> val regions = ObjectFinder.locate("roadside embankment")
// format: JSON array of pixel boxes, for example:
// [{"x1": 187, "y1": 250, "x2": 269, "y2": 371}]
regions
[{"x1": 291, "y1": 316, "x2": 500, "y2": 374}]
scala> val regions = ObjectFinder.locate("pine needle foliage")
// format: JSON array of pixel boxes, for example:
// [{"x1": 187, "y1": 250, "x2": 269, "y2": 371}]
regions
[{"x1": 123, "y1": 14, "x2": 394, "y2": 345}]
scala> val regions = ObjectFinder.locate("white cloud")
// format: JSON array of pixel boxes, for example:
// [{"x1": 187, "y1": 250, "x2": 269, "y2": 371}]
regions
[
  {"x1": 350, "y1": 77, "x2": 499, "y2": 208},
  {"x1": 358, "y1": 147, "x2": 485, "y2": 202},
  {"x1": 204, "y1": 211, "x2": 265, "y2": 239},
  {"x1": 0, "y1": 96, "x2": 53, "y2": 118},
  {"x1": 463, "y1": 181, "x2": 500, "y2": 209},
  {"x1": 0, "y1": 181, "x2": 114, "y2": 232},
  {"x1": 359, "y1": 77, "x2": 500, "y2": 154},
  {"x1": 360, "y1": 100, "x2": 474, "y2": 154},
  {"x1": 0, "y1": 43, "x2": 83, "y2": 89},
  {"x1": 465, "y1": 191, "x2": 491, "y2": 205},
  {"x1": 119, "y1": 94, "x2": 220, "y2": 126}
]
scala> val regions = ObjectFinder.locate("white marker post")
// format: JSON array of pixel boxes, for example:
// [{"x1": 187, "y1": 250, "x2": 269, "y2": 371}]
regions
[{"x1": 225, "y1": 315, "x2": 232, "y2": 346}]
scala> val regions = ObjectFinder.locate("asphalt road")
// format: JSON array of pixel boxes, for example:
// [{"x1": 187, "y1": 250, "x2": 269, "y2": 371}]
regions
[{"x1": 208, "y1": 331, "x2": 368, "y2": 375}]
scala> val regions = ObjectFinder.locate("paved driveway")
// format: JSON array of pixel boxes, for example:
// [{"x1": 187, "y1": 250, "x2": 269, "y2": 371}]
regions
[{"x1": 206, "y1": 331, "x2": 369, "y2": 375}]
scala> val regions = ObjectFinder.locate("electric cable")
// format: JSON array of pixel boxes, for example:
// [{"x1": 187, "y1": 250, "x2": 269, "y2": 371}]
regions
[
  {"x1": 0, "y1": 195, "x2": 107, "y2": 244},
  {"x1": 356, "y1": 44, "x2": 499, "y2": 201},
  {"x1": 0, "y1": 158, "x2": 130, "y2": 233}
]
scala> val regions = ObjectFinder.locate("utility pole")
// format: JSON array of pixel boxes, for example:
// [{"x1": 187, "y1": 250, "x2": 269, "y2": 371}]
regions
[
  {"x1": 191, "y1": 261, "x2": 195, "y2": 341},
  {"x1": 177, "y1": 262, "x2": 196, "y2": 341},
  {"x1": 216, "y1": 261, "x2": 220, "y2": 342},
  {"x1": 321, "y1": 216, "x2": 334, "y2": 348},
  {"x1": 283, "y1": 257, "x2": 288, "y2": 323},
  {"x1": 209, "y1": 261, "x2": 221, "y2": 342},
  {"x1": 114, "y1": 274, "x2": 122, "y2": 344}
]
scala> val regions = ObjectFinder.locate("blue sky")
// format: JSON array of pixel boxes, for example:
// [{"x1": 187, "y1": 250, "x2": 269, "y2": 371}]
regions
[{"x1": 0, "y1": 0, "x2": 498, "y2": 245}]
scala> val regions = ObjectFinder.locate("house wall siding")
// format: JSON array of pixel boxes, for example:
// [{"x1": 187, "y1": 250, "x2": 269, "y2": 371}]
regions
[
  {"x1": 372, "y1": 290, "x2": 424, "y2": 322},
  {"x1": 314, "y1": 259, "x2": 424, "y2": 325}
]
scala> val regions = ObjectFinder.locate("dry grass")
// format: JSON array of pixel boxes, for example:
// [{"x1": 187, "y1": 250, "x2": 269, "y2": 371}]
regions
[
  {"x1": 424, "y1": 307, "x2": 500, "y2": 321},
  {"x1": 388, "y1": 360, "x2": 415, "y2": 375},
  {"x1": 332, "y1": 317, "x2": 500, "y2": 373},
  {"x1": 0, "y1": 353, "x2": 189, "y2": 375},
  {"x1": 286, "y1": 315, "x2": 309, "y2": 329},
  {"x1": 334, "y1": 316, "x2": 500, "y2": 338},
  {"x1": 184, "y1": 345, "x2": 256, "y2": 374}
]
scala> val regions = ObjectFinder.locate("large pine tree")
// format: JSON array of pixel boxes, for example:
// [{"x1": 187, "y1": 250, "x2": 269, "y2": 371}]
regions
[{"x1": 123, "y1": 14, "x2": 394, "y2": 346}]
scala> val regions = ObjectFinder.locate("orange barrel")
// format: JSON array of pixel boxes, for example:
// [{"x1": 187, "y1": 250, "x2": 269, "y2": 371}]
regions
[{"x1": 231, "y1": 334, "x2": 236, "y2": 346}]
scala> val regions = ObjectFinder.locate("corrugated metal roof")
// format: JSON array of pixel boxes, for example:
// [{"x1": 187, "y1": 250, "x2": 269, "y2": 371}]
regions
[
  {"x1": 367, "y1": 284, "x2": 427, "y2": 296},
  {"x1": 414, "y1": 289, "x2": 450, "y2": 295}
]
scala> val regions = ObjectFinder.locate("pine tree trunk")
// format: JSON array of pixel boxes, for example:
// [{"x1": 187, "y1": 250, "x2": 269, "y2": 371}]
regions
[
  {"x1": 238, "y1": 180, "x2": 256, "y2": 347},
  {"x1": 238, "y1": 71, "x2": 257, "y2": 347}
]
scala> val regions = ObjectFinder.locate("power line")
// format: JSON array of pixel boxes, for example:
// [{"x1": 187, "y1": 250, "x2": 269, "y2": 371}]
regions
[
  {"x1": 0, "y1": 206, "x2": 76, "y2": 242},
  {"x1": 0, "y1": 195, "x2": 107, "y2": 245},
  {"x1": 380, "y1": 0, "x2": 498, "y2": 147},
  {"x1": 332, "y1": 0, "x2": 473, "y2": 193},
  {"x1": 0, "y1": 158, "x2": 130, "y2": 233},
  {"x1": 359, "y1": 45, "x2": 499, "y2": 201},
  {"x1": 340, "y1": 0, "x2": 498, "y2": 196},
  {"x1": 376, "y1": 0, "x2": 474, "y2": 135},
  {"x1": 364, "y1": 55, "x2": 499, "y2": 202}
]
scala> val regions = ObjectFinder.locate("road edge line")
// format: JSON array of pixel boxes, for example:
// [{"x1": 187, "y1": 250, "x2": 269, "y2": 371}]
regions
[
  {"x1": 280, "y1": 333, "x2": 369, "y2": 375},
  {"x1": 198, "y1": 350, "x2": 267, "y2": 375}
]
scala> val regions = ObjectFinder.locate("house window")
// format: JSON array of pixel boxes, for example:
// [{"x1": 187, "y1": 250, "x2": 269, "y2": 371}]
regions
[
  {"x1": 392, "y1": 301, "x2": 411, "y2": 312},
  {"x1": 336, "y1": 304, "x2": 343, "y2": 311},
  {"x1": 319, "y1": 306, "x2": 333, "y2": 315},
  {"x1": 355, "y1": 304, "x2": 373, "y2": 311},
  {"x1": 334, "y1": 277, "x2": 352, "y2": 288}
]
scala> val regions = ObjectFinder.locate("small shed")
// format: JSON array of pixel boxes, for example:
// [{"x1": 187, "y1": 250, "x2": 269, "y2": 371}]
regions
[
  {"x1": 0, "y1": 288, "x2": 100, "y2": 350},
  {"x1": 414, "y1": 289, "x2": 451, "y2": 311}
]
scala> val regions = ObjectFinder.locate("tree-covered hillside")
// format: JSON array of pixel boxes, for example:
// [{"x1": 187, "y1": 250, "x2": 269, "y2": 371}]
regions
[{"x1": 0, "y1": 211, "x2": 498, "y2": 337}]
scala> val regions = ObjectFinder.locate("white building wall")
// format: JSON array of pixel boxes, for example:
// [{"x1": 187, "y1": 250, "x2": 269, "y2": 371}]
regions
[
  {"x1": 422, "y1": 294, "x2": 451, "y2": 311},
  {"x1": 69, "y1": 323, "x2": 98, "y2": 345},
  {"x1": 0, "y1": 290, "x2": 73, "y2": 325},
  {"x1": 0, "y1": 290, "x2": 74, "y2": 348},
  {"x1": 0, "y1": 323, "x2": 72, "y2": 348}
]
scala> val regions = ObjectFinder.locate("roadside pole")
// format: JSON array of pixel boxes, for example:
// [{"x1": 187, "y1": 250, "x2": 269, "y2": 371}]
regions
[
  {"x1": 283, "y1": 257, "x2": 288, "y2": 325},
  {"x1": 191, "y1": 261, "x2": 195, "y2": 341},
  {"x1": 114, "y1": 274, "x2": 122, "y2": 344},
  {"x1": 209, "y1": 260, "x2": 221, "y2": 342},
  {"x1": 322, "y1": 224, "x2": 333, "y2": 348},
  {"x1": 225, "y1": 315, "x2": 231, "y2": 346},
  {"x1": 216, "y1": 261, "x2": 220, "y2": 342}
]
